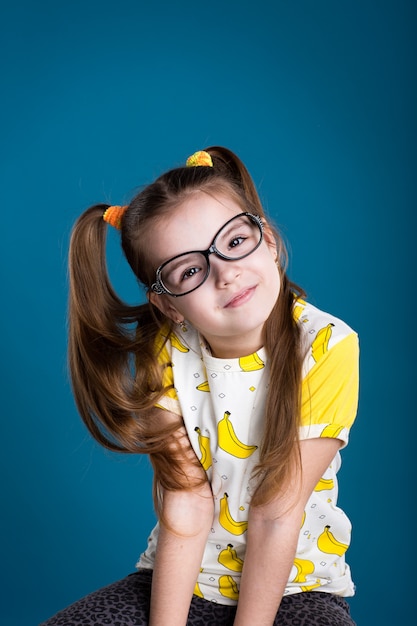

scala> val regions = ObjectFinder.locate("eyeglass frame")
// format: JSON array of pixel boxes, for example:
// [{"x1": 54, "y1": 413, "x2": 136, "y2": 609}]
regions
[{"x1": 150, "y1": 211, "x2": 264, "y2": 297}]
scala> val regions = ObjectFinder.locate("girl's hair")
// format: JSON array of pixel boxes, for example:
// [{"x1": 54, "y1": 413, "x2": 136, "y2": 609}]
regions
[{"x1": 68, "y1": 146, "x2": 306, "y2": 507}]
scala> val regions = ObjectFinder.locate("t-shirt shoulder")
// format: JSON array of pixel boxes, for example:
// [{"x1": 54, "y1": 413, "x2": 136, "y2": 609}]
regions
[{"x1": 296, "y1": 299, "x2": 359, "y2": 446}]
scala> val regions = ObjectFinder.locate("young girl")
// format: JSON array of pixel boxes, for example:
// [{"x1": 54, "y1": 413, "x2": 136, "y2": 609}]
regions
[{"x1": 42, "y1": 147, "x2": 359, "y2": 626}]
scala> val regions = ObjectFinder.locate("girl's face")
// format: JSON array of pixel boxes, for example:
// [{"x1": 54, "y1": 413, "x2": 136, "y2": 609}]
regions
[{"x1": 148, "y1": 192, "x2": 281, "y2": 358}]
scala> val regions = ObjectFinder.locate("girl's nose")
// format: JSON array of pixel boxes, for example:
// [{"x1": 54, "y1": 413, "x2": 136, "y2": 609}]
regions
[{"x1": 211, "y1": 256, "x2": 241, "y2": 287}]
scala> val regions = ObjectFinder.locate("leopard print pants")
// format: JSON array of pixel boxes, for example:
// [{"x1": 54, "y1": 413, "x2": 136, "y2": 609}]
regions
[{"x1": 40, "y1": 569, "x2": 356, "y2": 625}]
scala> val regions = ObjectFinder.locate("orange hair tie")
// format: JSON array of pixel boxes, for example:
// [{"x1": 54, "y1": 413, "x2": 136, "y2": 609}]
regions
[
  {"x1": 186, "y1": 150, "x2": 213, "y2": 168},
  {"x1": 103, "y1": 205, "x2": 128, "y2": 230}
]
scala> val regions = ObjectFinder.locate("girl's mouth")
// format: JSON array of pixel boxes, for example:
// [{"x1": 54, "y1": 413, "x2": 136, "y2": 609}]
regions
[{"x1": 224, "y1": 286, "x2": 256, "y2": 308}]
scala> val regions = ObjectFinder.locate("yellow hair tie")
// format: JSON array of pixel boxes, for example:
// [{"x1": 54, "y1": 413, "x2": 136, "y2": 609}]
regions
[
  {"x1": 186, "y1": 150, "x2": 213, "y2": 168},
  {"x1": 103, "y1": 205, "x2": 128, "y2": 230}
]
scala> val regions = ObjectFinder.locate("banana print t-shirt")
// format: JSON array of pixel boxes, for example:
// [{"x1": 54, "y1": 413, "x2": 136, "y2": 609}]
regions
[{"x1": 137, "y1": 300, "x2": 359, "y2": 604}]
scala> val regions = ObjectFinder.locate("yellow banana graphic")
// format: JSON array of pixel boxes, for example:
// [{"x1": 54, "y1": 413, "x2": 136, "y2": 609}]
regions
[
  {"x1": 320, "y1": 424, "x2": 344, "y2": 439},
  {"x1": 314, "y1": 477, "x2": 335, "y2": 492},
  {"x1": 218, "y1": 574, "x2": 239, "y2": 601},
  {"x1": 170, "y1": 332, "x2": 189, "y2": 353},
  {"x1": 301, "y1": 579, "x2": 322, "y2": 592},
  {"x1": 193, "y1": 581, "x2": 204, "y2": 598},
  {"x1": 218, "y1": 543, "x2": 244, "y2": 572},
  {"x1": 293, "y1": 305, "x2": 309, "y2": 323},
  {"x1": 194, "y1": 427, "x2": 212, "y2": 471},
  {"x1": 196, "y1": 380, "x2": 210, "y2": 392},
  {"x1": 293, "y1": 305, "x2": 303, "y2": 321},
  {"x1": 311, "y1": 323, "x2": 334, "y2": 362},
  {"x1": 293, "y1": 298, "x2": 306, "y2": 320},
  {"x1": 293, "y1": 297, "x2": 307, "y2": 322},
  {"x1": 219, "y1": 493, "x2": 248, "y2": 535},
  {"x1": 218, "y1": 411, "x2": 258, "y2": 459},
  {"x1": 317, "y1": 525, "x2": 348, "y2": 556},
  {"x1": 300, "y1": 510, "x2": 306, "y2": 528},
  {"x1": 193, "y1": 568, "x2": 204, "y2": 598},
  {"x1": 292, "y1": 558, "x2": 315, "y2": 583},
  {"x1": 239, "y1": 352, "x2": 265, "y2": 372}
]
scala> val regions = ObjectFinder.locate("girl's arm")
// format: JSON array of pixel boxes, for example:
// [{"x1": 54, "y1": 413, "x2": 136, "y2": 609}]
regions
[
  {"x1": 233, "y1": 437, "x2": 341, "y2": 626},
  {"x1": 149, "y1": 417, "x2": 214, "y2": 626}
]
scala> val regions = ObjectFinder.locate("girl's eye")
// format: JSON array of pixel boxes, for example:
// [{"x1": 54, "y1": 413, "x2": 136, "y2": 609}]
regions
[
  {"x1": 229, "y1": 236, "x2": 246, "y2": 249},
  {"x1": 181, "y1": 266, "x2": 201, "y2": 281}
]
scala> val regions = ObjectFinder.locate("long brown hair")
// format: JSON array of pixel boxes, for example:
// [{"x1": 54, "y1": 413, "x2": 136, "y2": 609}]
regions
[{"x1": 68, "y1": 146, "x2": 306, "y2": 506}]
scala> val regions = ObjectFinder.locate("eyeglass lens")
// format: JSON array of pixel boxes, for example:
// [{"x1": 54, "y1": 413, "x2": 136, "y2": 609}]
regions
[{"x1": 159, "y1": 214, "x2": 262, "y2": 295}]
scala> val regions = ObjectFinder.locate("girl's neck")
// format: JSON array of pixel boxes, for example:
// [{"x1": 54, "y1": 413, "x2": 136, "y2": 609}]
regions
[{"x1": 201, "y1": 333, "x2": 264, "y2": 359}]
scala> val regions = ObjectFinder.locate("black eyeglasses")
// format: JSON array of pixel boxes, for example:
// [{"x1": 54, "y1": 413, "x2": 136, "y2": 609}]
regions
[{"x1": 150, "y1": 212, "x2": 264, "y2": 297}]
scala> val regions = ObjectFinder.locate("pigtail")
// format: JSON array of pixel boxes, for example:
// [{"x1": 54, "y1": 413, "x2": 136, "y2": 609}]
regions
[
  {"x1": 68, "y1": 204, "x2": 133, "y2": 449},
  {"x1": 69, "y1": 204, "x2": 134, "y2": 342},
  {"x1": 68, "y1": 204, "x2": 165, "y2": 452}
]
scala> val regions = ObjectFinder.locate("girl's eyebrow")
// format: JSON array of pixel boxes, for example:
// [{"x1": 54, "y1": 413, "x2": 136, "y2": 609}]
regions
[
  {"x1": 164, "y1": 252, "x2": 203, "y2": 271},
  {"x1": 216, "y1": 216, "x2": 249, "y2": 241}
]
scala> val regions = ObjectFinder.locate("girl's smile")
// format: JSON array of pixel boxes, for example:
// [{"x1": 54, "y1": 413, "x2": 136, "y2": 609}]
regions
[
  {"x1": 224, "y1": 285, "x2": 257, "y2": 308},
  {"x1": 149, "y1": 192, "x2": 281, "y2": 358}
]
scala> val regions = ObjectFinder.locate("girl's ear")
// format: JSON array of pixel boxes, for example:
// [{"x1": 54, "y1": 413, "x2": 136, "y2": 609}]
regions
[
  {"x1": 148, "y1": 291, "x2": 182, "y2": 323},
  {"x1": 263, "y1": 222, "x2": 278, "y2": 259}
]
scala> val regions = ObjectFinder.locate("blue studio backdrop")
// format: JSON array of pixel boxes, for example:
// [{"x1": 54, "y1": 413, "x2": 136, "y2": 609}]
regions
[{"x1": 1, "y1": 2, "x2": 415, "y2": 625}]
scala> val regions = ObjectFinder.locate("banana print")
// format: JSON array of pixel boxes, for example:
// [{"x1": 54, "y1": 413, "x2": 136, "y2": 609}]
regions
[
  {"x1": 193, "y1": 568, "x2": 204, "y2": 598},
  {"x1": 317, "y1": 525, "x2": 349, "y2": 556},
  {"x1": 218, "y1": 543, "x2": 244, "y2": 572},
  {"x1": 219, "y1": 493, "x2": 248, "y2": 535},
  {"x1": 311, "y1": 323, "x2": 334, "y2": 362},
  {"x1": 196, "y1": 380, "x2": 210, "y2": 392},
  {"x1": 292, "y1": 558, "x2": 315, "y2": 583},
  {"x1": 293, "y1": 304, "x2": 304, "y2": 321},
  {"x1": 170, "y1": 332, "x2": 190, "y2": 353},
  {"x1": 314, "y1": 477, "x2": 335, "y2": 491},
  {"x1": 293, "y1": 297, "x2": 307, "y2": 322},
  {"x1": 218, "y1": 411, "x2": 258, "y2": 459},
  {"x1": 238, "y1": 352, "x2": 265, "y2": 372},
  {"x1": 301, "y1": 579, "x2": 322, "y2": 592},
  {"x1": 320, "y1": 423, "x2": 344, "y2": 439},
  {"x1": 218, "y1": 574, "x2": 239, "y2": 601},
  {"x1": 194, "y1": 426, "x2": 212, "y2": 471},
  {"x1": 193, "y1": 580, "x2": 204, "y2": 598}
]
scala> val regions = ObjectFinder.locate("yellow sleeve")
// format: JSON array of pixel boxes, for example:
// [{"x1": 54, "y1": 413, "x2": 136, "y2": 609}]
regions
[
  {"x1": 154, "y1": 327, "x2": 181, "y2": 415},
  {"x1": 300, "y1": 332, "x2": 359, "y2": 446}
]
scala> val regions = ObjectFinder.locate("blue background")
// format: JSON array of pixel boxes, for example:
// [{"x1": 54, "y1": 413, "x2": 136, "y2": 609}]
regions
[{"x1": 1, "y1": 1, "x2": 415, "y2": 624}]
